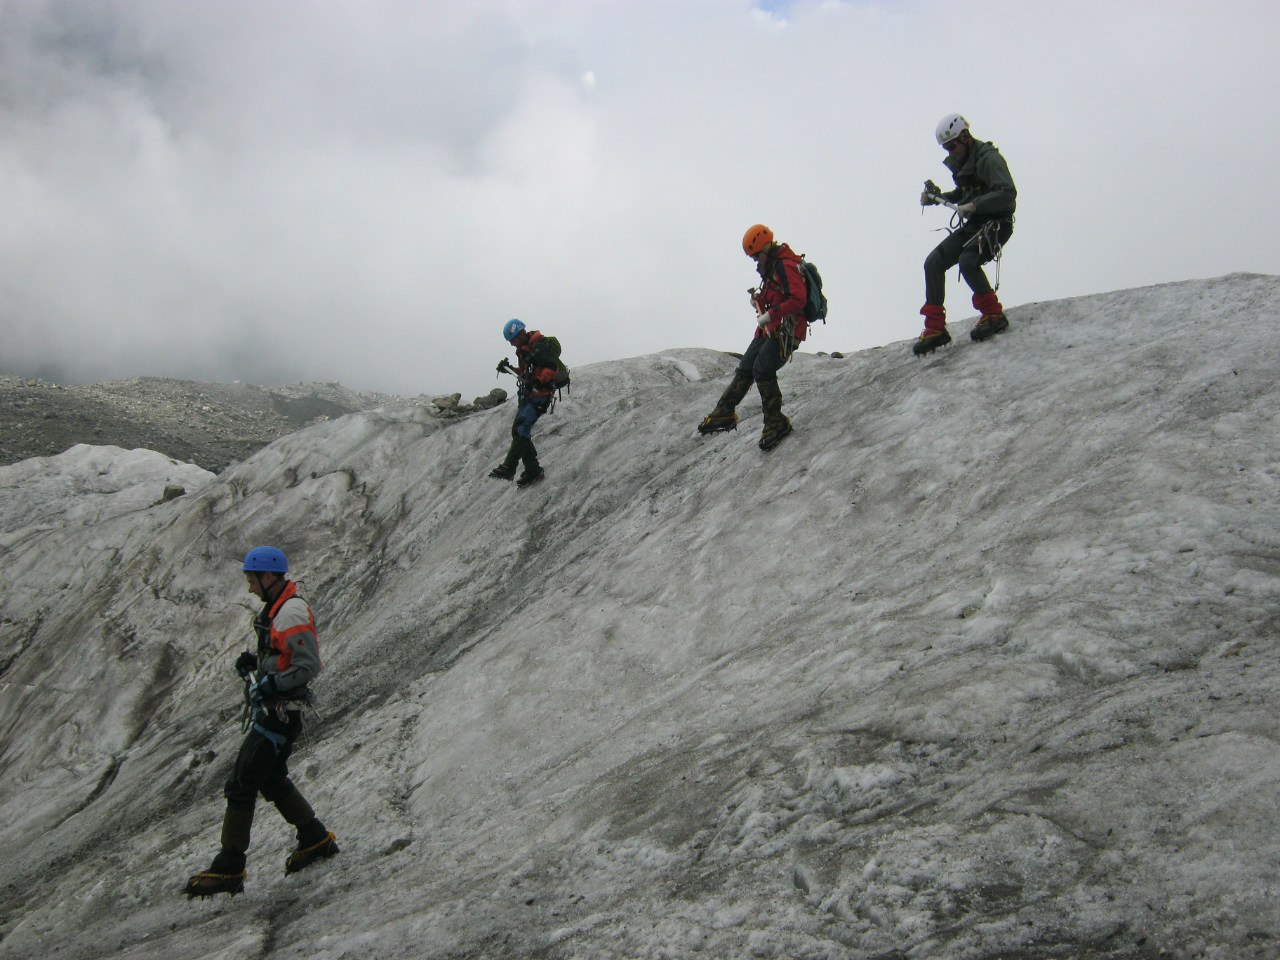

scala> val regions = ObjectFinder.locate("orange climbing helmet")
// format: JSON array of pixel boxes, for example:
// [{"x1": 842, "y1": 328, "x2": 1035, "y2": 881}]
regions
[{"x1": 742, "y1": 223, "x2": 774, "y2": 256}]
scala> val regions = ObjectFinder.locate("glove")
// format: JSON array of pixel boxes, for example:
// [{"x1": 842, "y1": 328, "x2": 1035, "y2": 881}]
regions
[
  {"x1": 496, "y1": 358, "x2": 511, "y2": 374},
  {"x1": 956, "y1": 202, "x2": 977, "y2": 217},
  {"x1": 250, "y1": 674, "x2": 275, "y2": 702},
  {"x1": 234, "y1": 651, "x2": 258, "y2": 677},
  {"x1": 920, "y1": 190, "x2": 939, "y2": 207},
  {"x1": 756, "y1": 310, "x2": 773, "y2": 330}
]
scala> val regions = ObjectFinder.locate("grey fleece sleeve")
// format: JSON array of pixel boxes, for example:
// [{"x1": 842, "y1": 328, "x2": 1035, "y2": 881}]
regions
[{"x1": 267, "y1": 597, "x2": 321, "y2": 693}]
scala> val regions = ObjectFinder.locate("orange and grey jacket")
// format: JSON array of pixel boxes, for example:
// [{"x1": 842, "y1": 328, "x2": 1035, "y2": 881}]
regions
[{"x1": 256, "y1": 580, "x2": 322, "y2": 699}]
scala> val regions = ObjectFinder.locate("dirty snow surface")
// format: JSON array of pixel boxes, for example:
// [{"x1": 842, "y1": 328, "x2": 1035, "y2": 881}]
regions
[{"x1": 2, "y1": 274, "x2": 1280, "y2": 960}]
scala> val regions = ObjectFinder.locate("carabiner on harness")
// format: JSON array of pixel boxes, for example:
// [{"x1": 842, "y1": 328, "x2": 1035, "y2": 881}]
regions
[
  {"x1": 775, "y1": 316, "x2": 800, "y2": 365},
  {"x1": 961, "y1": 218, "x2": 1012, "y2": 291}
]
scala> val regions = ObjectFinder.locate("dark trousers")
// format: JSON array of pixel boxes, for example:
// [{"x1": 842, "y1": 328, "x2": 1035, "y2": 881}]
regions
[
  {"x1": 211, "y1": 715, "x2": 321, "y2": 866},
  {"x1": 225, "y1": 727, "x2": 299, "y2": 810},
  {"x1": 924, "y1": 219, "x2": 1014, "y2": 305},
  {"x1": 221, "y1": 720, "x2": 317, "y2": 855},
  {"x1": 736, "y1": 335, "x2": 785, "y2": 384}
]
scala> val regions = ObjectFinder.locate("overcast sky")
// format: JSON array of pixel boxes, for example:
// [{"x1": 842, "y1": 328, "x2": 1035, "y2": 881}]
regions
[{"x1": 2, "y1": 0, "x2": 1278, "y2": 400}]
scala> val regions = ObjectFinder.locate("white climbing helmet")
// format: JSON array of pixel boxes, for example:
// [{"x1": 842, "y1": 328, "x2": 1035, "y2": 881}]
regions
[{"x1": 935, "y1": 113, "x2": 969, "y2": 146}]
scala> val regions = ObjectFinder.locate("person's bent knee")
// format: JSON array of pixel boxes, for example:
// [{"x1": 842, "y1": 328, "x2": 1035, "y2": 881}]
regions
[
  {"x1": 260, "y1": 776, "x2": 295, "y2": 805},
  {"x1": 224, "y1": 781, "x2": 257, "y2": 807},
  {"x1": 925, "y1": 249, "x2": 948, "y2": 275}
]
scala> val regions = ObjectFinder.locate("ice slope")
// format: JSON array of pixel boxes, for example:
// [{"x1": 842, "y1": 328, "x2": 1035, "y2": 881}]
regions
[{"x1": 2, "y1": 273, "x2": 1280, "y2": 960}]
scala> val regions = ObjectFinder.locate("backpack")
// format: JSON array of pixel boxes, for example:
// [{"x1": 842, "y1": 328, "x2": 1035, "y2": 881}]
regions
[
  {"x1": 531, "y1": 335, "x2": 571, "y2": 393},
  {"x1": 797, "y1": 258, "x2": 828, "y2": 323}
]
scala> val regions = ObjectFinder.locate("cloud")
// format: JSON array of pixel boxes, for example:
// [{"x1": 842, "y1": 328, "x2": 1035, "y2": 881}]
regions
[{"x1": 1, "y1": 0, "x2": 1278, "y2": 401}]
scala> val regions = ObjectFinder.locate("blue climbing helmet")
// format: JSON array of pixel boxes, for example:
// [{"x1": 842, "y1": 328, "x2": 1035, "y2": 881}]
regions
[
  {"x1": 502, "y1": 318, "x2": 526, "y2": 342},
  {"x1": 243, "y1": 545, "x2": 288, "y2": 573}
]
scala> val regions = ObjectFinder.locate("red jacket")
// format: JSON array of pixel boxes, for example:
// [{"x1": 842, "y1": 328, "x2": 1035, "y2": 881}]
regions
[{"x1": 754, "y1": 244, "x2": 809, "y2": 342}]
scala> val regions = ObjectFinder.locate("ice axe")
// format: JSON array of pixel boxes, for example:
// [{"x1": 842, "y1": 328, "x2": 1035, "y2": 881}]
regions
[
  {"x1": 922, "y1": 180, "x2": 969, "y2": 218},
  {"x1": 746, "y1": 287, "x2": 771, "y2": 329},
  {"x1": 238, "y1": 666, "x2": 259, "y2": 732}
]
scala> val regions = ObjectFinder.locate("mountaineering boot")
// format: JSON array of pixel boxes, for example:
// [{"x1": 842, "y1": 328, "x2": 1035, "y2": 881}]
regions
[
  {"x1": 516, "y1": 439, "x2": 544, "y2": 487},
  {"x1": 698, "y1": 410, "x2": 738, "y2": 434},
  {"x1": 756, "y1": 378, "x2": 792, "y2": 452},
  {"x1": 970, "y1": 290, "x2": 1009, "y2": 341},
  {"x1": 970, "y1": 313, "x2": 1008, "y2": 341},
  {"x1": 184, "y1": 803, "x2": 252, "y2": 897},
  {"x1": 698, "y1": 372, "x2": 753, "y2": 434},
  {"x1": 759, "y1": 418, "x2": 792, "y2": 451},
  {"x1": 285, "y1": 818, "x2": 340, "y2": 874},
  {"x1": 913, "y1": 304, "x2": 950, "y2": 356},
  {"x1": 516, "y1": 464, "x2": 546, "y2": 487},
  {"x1": 913, "y1": 328, "x2": 951, "y2": 355},
  {"x1": 489, "y1": 437, "x2": 528, "y2": 480},
  {"x1": 184, "y1": 850, "x2": 248, "y2": 898}
]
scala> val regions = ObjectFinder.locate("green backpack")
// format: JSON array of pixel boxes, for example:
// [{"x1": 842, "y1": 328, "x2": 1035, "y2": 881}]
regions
[
  {"x1": 797, "y1": 258, "x2": 828, "y2": 323},
  {"x1": 531, "y1": 335, "x2": 571, "y2": 393}
]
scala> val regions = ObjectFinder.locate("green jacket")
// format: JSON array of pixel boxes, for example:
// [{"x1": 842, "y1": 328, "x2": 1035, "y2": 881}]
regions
[{"x1": 942, "y1": 140, "x2": 1017, "y2": 220}]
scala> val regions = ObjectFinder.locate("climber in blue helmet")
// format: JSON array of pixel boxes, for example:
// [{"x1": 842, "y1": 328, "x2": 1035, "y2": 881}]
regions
[
  {"x1": 184, "y1": 546, "x2": 339, "y2": 897},
  {"x1": 490, "y1": 318, "x2": 568, "y2": 488}
]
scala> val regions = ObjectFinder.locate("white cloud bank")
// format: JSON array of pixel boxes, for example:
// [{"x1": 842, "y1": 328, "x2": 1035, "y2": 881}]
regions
[{"x1": 0, "y1": 0, "x2": 1277, "y2": 399}]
